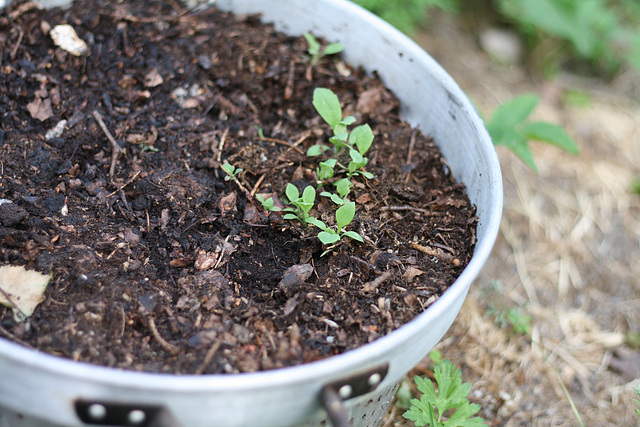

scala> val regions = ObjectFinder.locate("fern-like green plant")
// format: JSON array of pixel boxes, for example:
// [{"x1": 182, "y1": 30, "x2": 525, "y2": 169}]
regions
[{"x1": 403, "y1": 359, "x2": 487, "y2": 427}]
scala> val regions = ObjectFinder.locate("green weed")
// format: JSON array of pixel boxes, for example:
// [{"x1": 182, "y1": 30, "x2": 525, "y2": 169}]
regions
[
  {"x1": 303, "y1": 33, "x2": 344, "y2": 66},
  {"x1": 403, "y1": 359, "x2": 487, "y2": 427},
  {"x1": 486, "y1": 94, "x2": 579, "y2": 172}
]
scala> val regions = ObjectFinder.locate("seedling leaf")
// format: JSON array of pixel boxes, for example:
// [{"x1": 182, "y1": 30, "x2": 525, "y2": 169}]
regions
[
  {"x1": 285, "y1": 183, "x2": 299, "y2": 203},
  {"x1": 334, "y1": 178, "x2": 351, "y2": 198},
  {"x1": 307, "y1": 144, "x2": 329, "y2": 157},
  {"x1": 349, "y1": 124, "x2": 374, "y2": 154},
  {"x1": 303, "y1": 33, "x2": 321, "y2": 56},
  {"x1": 313, "y1": 88, "x2": 342, "y2": 129},
  {"x1": 308, "y1": 218, "x2": 328, "y2": 230},
  {"x1": 335, "y1": 201, "x2": 356, "y2": 232},
  {"x1": 342, "y1": 231, "x2": 363, "y2": 242},
  {"x1": 361, "y1": 171, "x2": 375, "y2": 179},
  {"x1": 318, "y1": 231, "x2": 341, "y2": 245},
  {"x1": 323, "y1": 42, "x2": 344, "y2": 56}
]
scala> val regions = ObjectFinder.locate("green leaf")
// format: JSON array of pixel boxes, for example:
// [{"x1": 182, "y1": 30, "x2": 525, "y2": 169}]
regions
[
  {"x1": 307, "y1": 144, "x2": 329, "y2": 157},
  {"x1": 318, "y1": 231, "x2": 340, "y2": 245},
  {"x1": 285, "y1": 183, "x2": 299, "y2": 203},
  {"x1": 521, "y1": 121, "x2": 579, "y2": 155},
  {"x1": 320, "y1": 158, "x2": 337, "y2": 168},
  {"x1": 349, "y1": 124, "x2": 374, "y2": 154},
  {"x1": 361, "y1": 171, "x2": 375, "y2": 180},
  {"x1": 313, "y1": 88, "x2": 342, "y2": 129},
  {"x1": 302, "y1": 185, "x2": 316, "y2": 205},
  {"x1": 335, "y1": 201, "x2": 355, "y2": 232},
  {"x1": 493, "y1": 128, "x2": 538, "y2": 173},
  {"x1": 307, "y1": 217, "x2": 328, "y2": 231},
  {"x1": 340, "y1": 116, "x2": 356, "y2": 126},
  {"x1": 330, "y1": 133, "x2": 349, "y2": 149},
  {"x1": 222, "y1": 163, "x2": 236, "y2": 176},
  {"x1": 283, "y1": 213, "x2": 298, "y2": 221},
  {"x1": 317, "y1": 159, "x2": 337, "y2": 180},
  {"x1": 349, "y1": 149, "x2": 366, "y2": 167},
  {"x1": 342, "y1": 230, "x2": 363, "y2": 242},
  {"x1": 323, "y1": 42, "x2": 344, "y2": 56},
  {"x1": 321, "y1": 191, "x2": 345, "y2": 205},
  {"x1": 489, "y1": 94, "x2": 538, "y2": 129},
  {"x1": 334, "y1": 178, "x2": 351, "y2": 198},
  {"x1": 303, "y1": 33, "x2": 320, "y2": 56}
]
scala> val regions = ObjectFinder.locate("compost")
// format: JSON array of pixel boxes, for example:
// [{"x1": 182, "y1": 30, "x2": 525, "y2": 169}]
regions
[{"x1": 0, "y1": 0, "x2": 477, "y2": 374}]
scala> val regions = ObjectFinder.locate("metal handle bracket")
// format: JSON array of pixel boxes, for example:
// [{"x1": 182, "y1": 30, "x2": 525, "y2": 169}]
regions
[
  {"x1": 320, "y1": 363, "x2": 389, "y2": 427},
  {"x1": 74, "y1": 400, "x2": 181, "y2": 427}
]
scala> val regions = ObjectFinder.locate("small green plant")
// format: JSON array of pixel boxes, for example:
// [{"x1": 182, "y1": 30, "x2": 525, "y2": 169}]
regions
[
  {"x1": 317, "y1": 158, "x2": 337, "y2": 182},
  {"x1": 635, "y1": 383, "x2": 640, "y2": 419},
  {"x1": 320, "y1": 178, "x2": 352, "y2": 205},
  {"x1": 308, "y1": 88, "x2": 375, "y2": 179},
  {"x1": 303, "y1": 33, "x2": 344, "y2": 66},
  {"x1": 255, "y1": 194, "x2": 281, "y2": 212},
  {"x1": 308, "y1": 201, "x2": 363, "y2": 255},
  {"x1": 221, "y1": 162, "x2": 242, "y2": 181},
  {"x1": 631, "y1": 177, "x2": 640, "y2": 195},
  {"x1": 403, "y1": 359, "x2": 487, "y2": 427},
  {"x1": 486, "y1": 302, "x2": 532, "y2": 336},
  {"x1": 486, "y1": 94, "x2": 579, "y2": 173},
  {"x1": 282, "y1": 183, "x2": 316, "y2": 226}
]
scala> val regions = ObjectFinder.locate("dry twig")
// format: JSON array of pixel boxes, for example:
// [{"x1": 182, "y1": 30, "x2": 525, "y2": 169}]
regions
[
  {"x1": 195, "y1": 339, "x2": 222, "y2": 375},
  {"x1": 410, "y1": 242, "x2": 461, "y2": 266},
  {"x1": 147, "y1": 314, "x2": 179, "y2": 355},
  {"x1": 92, "y1": 111, "x2": 122, "y2": 178}
]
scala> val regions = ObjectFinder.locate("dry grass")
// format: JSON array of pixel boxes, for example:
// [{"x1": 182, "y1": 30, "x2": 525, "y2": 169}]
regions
[{"x1": 387, "y1": 14, "x2": 640, "y2": 427}]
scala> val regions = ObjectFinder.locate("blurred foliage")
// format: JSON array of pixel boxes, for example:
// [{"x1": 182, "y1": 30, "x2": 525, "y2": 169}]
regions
[
  {"x1": 352, "y1": 0, "x2": 459, "y2": 35},
  {"x1": 496, "y1": 0, "x2": 640, "y2": 77},
  {"x1": 353, "y1": 0, "x2": 640, "y2": 77}
]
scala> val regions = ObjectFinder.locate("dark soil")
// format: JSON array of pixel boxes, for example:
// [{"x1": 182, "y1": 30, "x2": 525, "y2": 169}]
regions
[{"x1": 0, "y1": 0, "x2": 477, "y2": 374}]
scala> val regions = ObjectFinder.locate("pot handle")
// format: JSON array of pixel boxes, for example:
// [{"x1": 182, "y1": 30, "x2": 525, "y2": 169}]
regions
[
  {"x1": 320, "y1": 363, "x2": 389, "y2": 427},
  {"x1": 74, "y1": 400, "x2": 181, "y2": 427}
]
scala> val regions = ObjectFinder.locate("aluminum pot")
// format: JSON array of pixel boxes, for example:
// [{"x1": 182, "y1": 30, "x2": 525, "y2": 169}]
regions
[{"x1": 0, "y1": 1, "x2": 503, "y2": 426}]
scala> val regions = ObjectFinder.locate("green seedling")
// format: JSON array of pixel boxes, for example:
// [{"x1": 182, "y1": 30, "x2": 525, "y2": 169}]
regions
[
  {"x1": 320, "y1": 191, "x2": 347, "y2": 206},
  {"x1": 308, "y1": 88, "x2": 375, "y2": 179},
  {"x1": 486, "y1": 94, "x2": 579, "y2": 173},
  {"x1": 221, "y1": 162, "x2": 242, "y2": 180},
  {"x1": 317, "y1": 158, "x2": 337, "y2": 182},
  {"x1": 486, "y1": 303, "x2": 532, "y2": 336},
  {"x1": 334, "y1": 178, "x2": 352, "y2": 199},
  {"x1": 307, "y1": 88, "x2": 357, "y2": 155},
  {"x1": 303, "y1": 33, "x2": 344, "y2": 66},
  {"x1": 403, "y1": 359, "x2": 487, "y2": 427},
  {"x1": 320, "y1": 177, "x2": 352, "y2": 205},
  {"x1": 308, "y1": 201, "x2": 363, "y2": 255},
  {"x1": 635, "y1": 383, "x2": 640, "y2": 419},
  {"x1": 631, "y1": 177, "x2": 640, "y2": 195},
  {"x1": 283, "y1": 183, "x2": 316, "y2": 226},
  {"x1": 255, "y1": 194, "x2": 281, "y2": 212}
]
